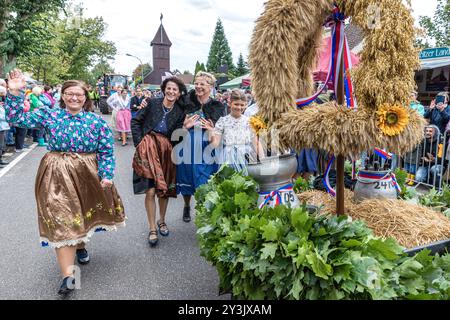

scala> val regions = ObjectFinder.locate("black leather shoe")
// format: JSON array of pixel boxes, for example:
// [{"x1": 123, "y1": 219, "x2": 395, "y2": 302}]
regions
[
  {"x1": 58, "y1": 276, "x2": 75, "y2": 295},
  {"x1": 76, "y1": 249, "x2": 90, "y2": 265},
  {"x1": 183, "y1": 207, "x2": 191, "y2": 223}
]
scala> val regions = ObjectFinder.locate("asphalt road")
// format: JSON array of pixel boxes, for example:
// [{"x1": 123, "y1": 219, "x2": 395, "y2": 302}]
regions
[{"x1": 0, "y1": 112, "x2": 229, "y2": 300}]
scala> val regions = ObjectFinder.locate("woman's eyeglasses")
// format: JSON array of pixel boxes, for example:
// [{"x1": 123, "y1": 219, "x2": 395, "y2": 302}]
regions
[{"x1": 63, "y1": 93, "x2": 86, "y2": 98}]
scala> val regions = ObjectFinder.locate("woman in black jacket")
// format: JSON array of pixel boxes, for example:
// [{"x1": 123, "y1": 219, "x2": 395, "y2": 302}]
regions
[
  {"x1": 175, "y1": 72, "x2": 227, "y2": 223},
  {"x1": 131, "y1": 77, "x2": 187, "y2": 246}
]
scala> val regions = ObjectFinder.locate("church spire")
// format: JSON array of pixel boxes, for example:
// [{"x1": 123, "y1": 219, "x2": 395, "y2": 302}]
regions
[{"x1": 151, "y1": 13, "x2": 172, "y2": 47}]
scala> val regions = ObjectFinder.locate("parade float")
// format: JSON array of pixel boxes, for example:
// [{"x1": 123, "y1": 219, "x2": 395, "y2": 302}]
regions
[{"x1": 195, "y1": 0, "x2": 450, "y2": 300}]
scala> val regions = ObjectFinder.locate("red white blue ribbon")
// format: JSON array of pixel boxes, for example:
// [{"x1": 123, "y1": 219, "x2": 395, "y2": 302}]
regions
[
  {"x1": 297, "y1": 4, "x2": 358, "y2": 197},
  {"x1": 259, "y1": 184, "x2": 294, "y2": 209},
  {"x1": 296, "y1": 5, "x2": 357, "y2": 109},
  {"x1": 391, "y1": 173, "x2": 402, "y2": 193},
  {"x1": 323, "y1": 155, "x2": 336, "y2": 197},
  {"x1": 374, "y1": 148, "x2": 393, "y2": 160}
]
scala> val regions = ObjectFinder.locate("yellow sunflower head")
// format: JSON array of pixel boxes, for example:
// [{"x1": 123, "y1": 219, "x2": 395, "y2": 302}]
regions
[
  {"x1": 249, "y1": 116, "x2": 267, "y2": 135},
  {"x1": 376, "y1": 104, "x2": 410, "y2": 137}
]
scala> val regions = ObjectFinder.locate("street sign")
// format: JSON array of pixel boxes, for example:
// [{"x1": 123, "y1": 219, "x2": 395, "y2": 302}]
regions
[{"x1": 420, "y1": 47, "x2": 450, "y2": 60}]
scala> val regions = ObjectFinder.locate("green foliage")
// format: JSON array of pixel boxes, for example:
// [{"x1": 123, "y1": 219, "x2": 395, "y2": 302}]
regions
[
  {"x1": 132, "y1": 63, "x2": 152, "y2": 84},
  {"x1": 418, "y1": 185, "x2": 450, "y2": 212},
  {"x1": 195, "y1": 168, "x2": 450, "y2": 300},
  {"x1": 417, "y1": 0, "x2": 450, "y2": 48},
  {"x1": 294, "y1": 177, "x2": 312, "y2": 193},
  {"x1": 0, "y1": 0, "x2": 67, "y2": 75},
  {"x1": 206, "y1": 19, "x2": 235, "y2": 74},
  {"x1": 194, "y1": 61, "x2": 206, "y2": 76},
  {"x1": 235, "y1": 53, "x2": 249, "y2": 77},
  {"x1": 394, "y1": 168, "x2": 416, "y2": 200},
  {"x1": 15, "y1": 4, "x2": 117, "y2": 84},
  {"x1": 89, "y1": 60, "x2": 115, "y2": 85}
]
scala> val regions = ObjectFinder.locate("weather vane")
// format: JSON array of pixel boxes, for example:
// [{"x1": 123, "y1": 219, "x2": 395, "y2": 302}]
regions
[{"x1": 160, "y1": 13, "x2": 163, "y2": 23}]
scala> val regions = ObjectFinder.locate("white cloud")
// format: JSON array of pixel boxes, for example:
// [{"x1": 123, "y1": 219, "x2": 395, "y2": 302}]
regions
[{"x1": 77, "y1": 0, "x2": 437, "y2": 76}]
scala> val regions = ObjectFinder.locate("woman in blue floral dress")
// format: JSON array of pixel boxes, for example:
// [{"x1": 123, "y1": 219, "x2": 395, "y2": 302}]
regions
[{"x1": 5, "y1": 70, "x2": 126, "y2": 295}]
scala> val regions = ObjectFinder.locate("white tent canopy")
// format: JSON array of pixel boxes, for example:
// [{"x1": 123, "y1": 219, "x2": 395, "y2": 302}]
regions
[{"x1": 420, "y1": 58, "x2": 450, "y2": 70}]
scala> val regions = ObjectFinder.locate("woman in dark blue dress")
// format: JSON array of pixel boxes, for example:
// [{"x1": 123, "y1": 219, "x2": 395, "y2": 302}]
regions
[{"x1": 175, "y1": 72, "x2": 226, "y2": 222}]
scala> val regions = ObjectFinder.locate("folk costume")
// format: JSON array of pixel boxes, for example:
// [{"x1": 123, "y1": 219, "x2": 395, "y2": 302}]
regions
[
  {"x1": 107, "y1": 93, "x2": 131, "y2": 133},
  {"x1": 5, "y1": 93, "x2": 126, "y2": 248},
  {"x1": 214, "y1": 114, "x2": 255, "y2": 175},
  {"x1": 131, "y1": 97, "x2": 186, "y2": 197},
  {"x1": 176, "y1": 90, "x2": 226, "y2": 196}
]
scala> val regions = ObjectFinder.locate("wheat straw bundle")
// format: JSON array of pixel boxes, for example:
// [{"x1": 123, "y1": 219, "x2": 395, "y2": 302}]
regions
[
  {"x1": 297, "y1": 190, "x2": 450, "y2": 248},
  {"x1": 249, "y1": 0, "x2": 423, "y2": 157}
]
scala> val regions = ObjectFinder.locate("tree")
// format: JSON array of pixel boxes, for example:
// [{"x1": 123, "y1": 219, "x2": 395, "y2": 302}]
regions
[
  {"x1": 206, "y1": 19, "x2": 235, "y2": 75},
  {"x1": 17, "y1": 4, "x2": 117, "y2": 84},
  {"x1": 58, "y1": 7, "x2": 117, "y2": 82},
  {"x1": 88, "y1": 60, "x2": 115, "y2": 85},
  {"x1": 235, "y1": 53, "x2": 249, "y2": 76},
  {"x1": 417, "y1": 0, "x2": 450, "y2": 48},
  {"x1": 132, "y1": 63, "x2": 152, "y2": 83},
  {"x1": 194, "y1": 61, "x2": 206, "y2": 76},
  {"x1": 0, "y1": 0, "x2": 67, "y2": 77}
]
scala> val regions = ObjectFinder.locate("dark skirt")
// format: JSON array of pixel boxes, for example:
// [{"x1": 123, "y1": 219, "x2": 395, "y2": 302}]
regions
[
  {"x1": 36, "y1": 152, "x2": 126, "y2": 248},
  {"x1": 132, "y1": 132, "x2": 177, "y2": 198},
  {"x1": 133, "y1": 172, "x2": 155, "y2": 195}
]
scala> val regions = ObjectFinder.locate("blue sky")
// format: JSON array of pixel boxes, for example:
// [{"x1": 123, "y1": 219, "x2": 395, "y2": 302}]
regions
[{"x1": 77, "y1": 0, "x2": 439, "y2": 75}]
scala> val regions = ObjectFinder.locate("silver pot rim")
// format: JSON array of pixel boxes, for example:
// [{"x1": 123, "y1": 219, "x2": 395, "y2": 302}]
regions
[{"x1": 248, "y1": 153, "x2": 295, "y2": 166}]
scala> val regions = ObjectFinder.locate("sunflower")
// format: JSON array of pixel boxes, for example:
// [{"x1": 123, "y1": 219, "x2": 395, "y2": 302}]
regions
[
  {"x1": 376, "y1": 104, "x2": 410, "y2": 137},
  {"x1": 249, "y1": 116, "x2": 268, "y2": 135}
]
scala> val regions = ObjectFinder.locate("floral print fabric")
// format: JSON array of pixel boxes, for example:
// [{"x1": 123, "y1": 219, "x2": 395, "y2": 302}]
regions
[{"x1": 5, "y1": 93, "x2": 115, "y2": 180}]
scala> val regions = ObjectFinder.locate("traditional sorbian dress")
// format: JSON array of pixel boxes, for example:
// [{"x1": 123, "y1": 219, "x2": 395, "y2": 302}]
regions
[{"x1": 5, "y1": 93, "x2": 126, "y2": 248}]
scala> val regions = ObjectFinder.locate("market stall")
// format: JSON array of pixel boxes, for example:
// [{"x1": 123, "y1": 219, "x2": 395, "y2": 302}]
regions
[
  {"x1": 219, "y1": 73, "x2": 251, "y2": 90},
  {"x1": 416, "y1": 47, "x2": 450, "y2": 105}
]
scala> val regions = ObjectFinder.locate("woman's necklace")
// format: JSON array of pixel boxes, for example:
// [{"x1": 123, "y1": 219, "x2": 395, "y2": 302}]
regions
[{"x1": 162, "y1": 103, "x2": 174, "y2": 116}]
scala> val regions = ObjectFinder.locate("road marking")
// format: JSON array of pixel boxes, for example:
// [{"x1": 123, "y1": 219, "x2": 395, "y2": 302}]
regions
[{"x1": 0, "y1": 143, "x2": 38, "y2": 179}]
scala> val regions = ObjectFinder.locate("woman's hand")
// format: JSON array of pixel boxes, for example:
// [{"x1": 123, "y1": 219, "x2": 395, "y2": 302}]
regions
[
  {"x1": 184, "y1": 115, "x2": 200, "y2": 129},
  {"x1": 429, "y1": 99, "x2": 436, "y2": 110},
  {"x1": 139, "y1": 99, "x2": 148, "y2": 110},
  {"x1": 101, "y1": 179, "x2": 113, "y2": 188},
  {"x1": 7, "y1": 69, "x2": 27, "y2": 94},
  {"x1": 201, "y1": 118, "x2": 214, "y2": 131}
]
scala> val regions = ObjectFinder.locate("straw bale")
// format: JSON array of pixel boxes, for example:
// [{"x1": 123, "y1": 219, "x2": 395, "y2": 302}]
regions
[{"x1": 298, "y1": 190, "x2": 450, "y2": 248}]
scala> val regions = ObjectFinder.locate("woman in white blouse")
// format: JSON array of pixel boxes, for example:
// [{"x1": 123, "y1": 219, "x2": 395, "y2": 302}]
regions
[
  {"x1": 107, "y1": 87, "x2": 131, "y2": 146},
  {"x1": 202, "y1": 89, "x2": 264, "y2": 174}
]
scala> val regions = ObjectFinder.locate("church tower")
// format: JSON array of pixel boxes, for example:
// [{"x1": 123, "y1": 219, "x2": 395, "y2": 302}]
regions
[{"x1": 145, "y1": 14, "x2": 172, "y2": 85}]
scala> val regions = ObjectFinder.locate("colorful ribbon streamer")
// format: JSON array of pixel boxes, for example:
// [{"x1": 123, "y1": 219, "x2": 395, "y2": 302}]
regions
[
  {"x1": 323, "y1": 155, "x2": 336, "y2": 197},
  {"x1": 296, "y1": 4, "x2": 357, "y2": 109},
  {"x1": 296, "y1": 5, "x2": 358, "y2": 197},
  {"x1": 259, "y1": 184, "x2": 294, "y2": 209},
  {"x1": 374, "y1": 148, "x2": 393, "y2": 160}
]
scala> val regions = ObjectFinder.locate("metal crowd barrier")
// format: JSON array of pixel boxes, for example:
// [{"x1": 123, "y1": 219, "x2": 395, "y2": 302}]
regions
[
  {"x1": 309, "y1": 126, "x2": 450, "y2": 193},
  {"x1": 364, "y1": 125, "x2": 448, "y2": 192}
]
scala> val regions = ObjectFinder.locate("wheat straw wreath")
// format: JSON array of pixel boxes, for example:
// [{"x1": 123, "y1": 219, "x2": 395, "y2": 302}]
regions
[{"x1": 248, "y1": 0, "x2": 426, "y2": 157}]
